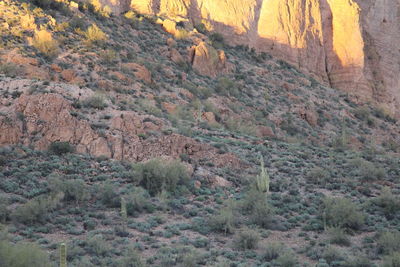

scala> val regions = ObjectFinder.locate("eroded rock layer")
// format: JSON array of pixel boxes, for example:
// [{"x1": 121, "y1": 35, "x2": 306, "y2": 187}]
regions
[{"x1": 93, "y1": 0, "x2": 400, "y2": 116}]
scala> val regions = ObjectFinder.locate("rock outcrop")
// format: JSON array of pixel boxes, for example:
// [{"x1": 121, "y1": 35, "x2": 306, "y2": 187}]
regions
[
  {"x1": 89, "y1": 0, "x2": 400, "y2": 117},
  {"x1": 189, "y1": 42, "x2": 231, "y2": 77},
  {"x1": 0, "y1": 92, "x2": 241, "y2": 168}
]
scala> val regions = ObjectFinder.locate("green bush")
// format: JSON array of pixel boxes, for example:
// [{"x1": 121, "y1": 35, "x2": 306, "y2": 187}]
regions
[
  {"x1": 276, "y1": 251, "x2": 298, "y2": 267},
  {"x1": 306, "y1": 167, "x2": 329, "y2": 185},
  {"x1": 48, "y1": 141, "x2": 75, "y2": 155},
  {"x1": 383, "y1": 253, "x2": 400, "y2": 267},
  {"x1": 83, "y1": 94, "x2": 108, "y2": 110},
  {"x1": 49, "y1": 176, "x2": 88, "y2": 204},
  {"x1": 377, "y1": 231, "x2": 400, "y2": 255},
  {"x1": 327, "y1": 227, "x2": 351, "y2": 246},
  {"x1": 241, "y1": 188, "x2": 274, "y2": 228},
  {"x1": 125, "y1": 187, "x2": 154, "y2": 215},
  {"x1": 84, "y1": 24, "x2": 107, "y2": 45},
  {"x1": 87, "y1": 234, "x2": 110, "y2": 257},
  {"x1": 133, "y1": 158, "x2": 190, "y2": 196},
  {"x1": 100, "y1": 183, "x2": 120, "y2": 208},
  {"x1": 0, "y1": 63, "x2": 19, "y2": 77},
  {"x1": 373, "y1": 187, "x2": 400, "y2": 218},
  {"x1": 323, "y1": 197, "x2": 364, "y2": 230},
  {"x1": 233, "y1": 227, "x2": 259, "y2": 250},
  {"x1": 209, "y1": 200, "x2": 238, "y2": 234},
  {"x1": 12, "y1": 193, "x2": 63, "y2": 225},
  {"x1": 261, "y1": 242, "x2": 283, "y2": 261},
  {"x1": 0, "y1": 240, "x2": 51, "y2": 267}
]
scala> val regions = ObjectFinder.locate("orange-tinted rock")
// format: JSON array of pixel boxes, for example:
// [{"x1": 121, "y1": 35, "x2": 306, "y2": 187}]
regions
[
  {"x1": 162, "y1": 102, "x2": 177, "y2": 114},
  {"x1": 61, "y1": 69, "x2": 77, "y2": 82},
  {"x1": 51, "y1": 64, "x2": 62, "y2": 73},
  {"x1": 170, "y1": 48, "x2": 184, "y2": 63},
  {"x1": 256, "y1": 126, "x2": 275, "y2": 138},
  {"x1": 122, "y1": 63, "x2": 152, "y2": 83},
  {"x1": 201, "y1": 112, "x2": 216, "y2": 124},
  {"x1": 189, "y1": 42, "x2": 231, "y2": 77}
]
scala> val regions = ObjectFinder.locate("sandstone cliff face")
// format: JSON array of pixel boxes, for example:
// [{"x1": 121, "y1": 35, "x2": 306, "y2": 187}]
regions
[{"x1": 92, "y1": 0, "x2": 400, "y2": 117}]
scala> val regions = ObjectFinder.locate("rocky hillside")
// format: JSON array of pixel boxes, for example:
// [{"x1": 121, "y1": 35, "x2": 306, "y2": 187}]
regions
[
  {"x1": 91, "y1": 0, "x2": 400, "y2": 118},
  {"x1": 0, "y1": 0, "x2": 400, "y2": 266}
]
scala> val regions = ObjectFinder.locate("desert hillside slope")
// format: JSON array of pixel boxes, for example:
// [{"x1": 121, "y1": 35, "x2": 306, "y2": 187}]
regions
[
  {"x1": 0, "y1": 0, "x2": 400, "y2": 266},
  {"x1": 95, "y1": 0, "x2": 400, "y2": 118}
]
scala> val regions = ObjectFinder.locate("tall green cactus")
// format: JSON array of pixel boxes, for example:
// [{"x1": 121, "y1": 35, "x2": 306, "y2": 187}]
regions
[
  {"x1": 121, "y1": 197, "x2": 127, "y2": 223},
  {"x1": 255, "y1": 155, "x2": 269, "y2": 194},
  {"x1": 60, "y1": 242, "x2": 66, "y2": 267}
]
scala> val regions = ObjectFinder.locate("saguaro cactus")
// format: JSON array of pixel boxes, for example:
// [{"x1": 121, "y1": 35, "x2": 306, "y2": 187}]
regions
[
  {"x1": 255, "y1": 155, "x2": 270, "y2": 194},
  {"x1": 121, "y1": 197, "x2": 127, "y2": 222},
  {"x1": 60, "y1": 242, "x2": 67, "y2": 267}
]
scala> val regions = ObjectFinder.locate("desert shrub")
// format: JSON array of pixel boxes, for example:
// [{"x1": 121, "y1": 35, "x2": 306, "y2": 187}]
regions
[
  {"x1": 49, "y1": 176, "x2": 88, "y2": 204},
  {"x1": 0, "y1": 63, "x2": 19, "y2": 77},
  {"x1": 383, "y1": 253, "x2": 400, "y2": 267},
  {"x1": 350, "y1": 158, "x2": 386, "y2": 182},
  {"x1": 209, "y1": 32, "x2": 224, "y2": 48},
  {"x1": 100, "y1": 49, "x2": 118, "y2": 65},
  {"x1": 261, "y1": 242, "x2": 283, "y2": 261},
  {"x1": 241, "y1": 188, "x2": 274, "y2": 228},
  {"x1": 116, "y1": 247, "x2": 146, "y2": 267},
  {"x1": 195, "y1": 23, "x2": 207, "y2": 34},
  {"x1": 276, "y1": 250, "x2": 298, "y2": 267},
  {"x1": 48, "y1": 141, "x2": 75, "y2": 155},
  {"x1": 125, "y1": 187, "x2": 154, "y2": 215},
  {"x1": 31, "y1": 29, "x2": 59, "y2": 58},
  {"x1": 233, "y1": 227, "x2": 260, "y2": 250},
  {"x1": 87, "y1": 234, "x2": 110, "y2": 257},
  {"x1": 0, "y1": 196, "x2": 9, "y2": 223},
  {"x1": 69, "y1": 16, "x2": 87, "y2": 30},
  {"x1": 209, "y1": 200, "x2": 238, "y2": 234},
  {"x1": 306, "y1": 167, "x2": 329, "y2": 185},
  {"x1": 83, "y1": 94, "x2": 108, "y2": 110},
  {"x1": 323, "y1": 197, "x2": 364, "y2": 230},
  {"x1": 12, "y1": 193, "x2": 63, "y2": 225},
  {"x1": 132, "y1": 158, "x2": 190, "y2": 196},
  {"x1": 215, "y1": 77, "x2": 239, "y2": 97},
  {"x1": 377, "y1": 231, "x2": 400, "y2": 255},
  {"x1": 344, "y1": 256, "x2": 374, "y2": 267},
  {"x1": 323, "y1": 246, "x2": 345, "y2": 264},
  {"x1": 84, "y1": 24, "x2": 107, "y2": 45},
  {"x1": 373, "y1": 187, "x2": 400, "y2": 218},
  {"x1": 327, "y1": 227, "x2": 351, "y2": 246},
  {"x1": 0, "y1": 240, "x2": 51, "y2": 267},
  {"x1": 100, "y1": 183, "x2": 120, "y2": 208}
]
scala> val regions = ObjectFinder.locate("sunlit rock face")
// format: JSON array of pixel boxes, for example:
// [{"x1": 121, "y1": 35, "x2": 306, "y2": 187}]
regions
[{"x1": 96, "y1": 0, "x2": 400, "y2": 116}]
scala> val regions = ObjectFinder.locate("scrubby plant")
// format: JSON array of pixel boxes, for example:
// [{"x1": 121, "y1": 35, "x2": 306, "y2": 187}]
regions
[
  {"x1": 125, "y1": 187, "x2": 154, "y2": 215},
  {"x1": 100, "y1": 183, "x2": 120, "y2": 208},
  {"x1": 49, "y1": 176, "x2": 88, "y2": 204},
  {"x1": 83, "y1": 24, "x2": 107, "y2": 45},
  {"x1": 383, "y1": 253, "x2": 400, "y2": 267},
  {"x1": 0, "y1": 63, "x2": 19, "y2": 77},
  {"x1": 373, "y1": 187, "x2": 400, "y2": 218},
  {"x1": 261, "y1": 242, "x2": 283, "y2": 261},
  {"x1": 323, "y1": 197, "x2": 364, "y2": 230},
  {"x1": 209, "y1": 199, "x2": 238, "y2": 234},
  {"x1": 11, "y1": 193, "x2": 63, "y2": 225},
  {"x1": 306, "y1": 167, "x2": 329, "y2": 185},
  {"x1": 327, "y1": 227, "x2": 351, "y2": 246},
  {"x1": 87, "y1": 234, "x2": 110, "y2": 257},
  {"x1": 377, "y1": 230, "x2": 400, "y2": 255},
  {"x1": 83, "y1": 94, "x2": 108, "y2": 110},
  {"x1": 0, "y1": 240, "x2": 51, "y2": 267},
  {"x1": 233, "y1": 227, "x2": 260, "y2": 250},
  {"x1": 31, "y1": 29, "x2": 59, "y2": 58},
  {"x1": 241, "y1": 187, "x2": 274, "y2": 228},
  {"x1": 276, "y1": 250, "x2": 298, "y2": 267},
  {"x1": 132, "y1": 158, "x2": 190, "y2": 196},
  {"x1": 48, "y1": 141, "x2": 75, "y2": 155}
]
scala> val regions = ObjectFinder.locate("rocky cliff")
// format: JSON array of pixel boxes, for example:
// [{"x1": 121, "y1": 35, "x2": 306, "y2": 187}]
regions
[{"x1": 93, "y1": 0, "x2": 400, "y2": 117}]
